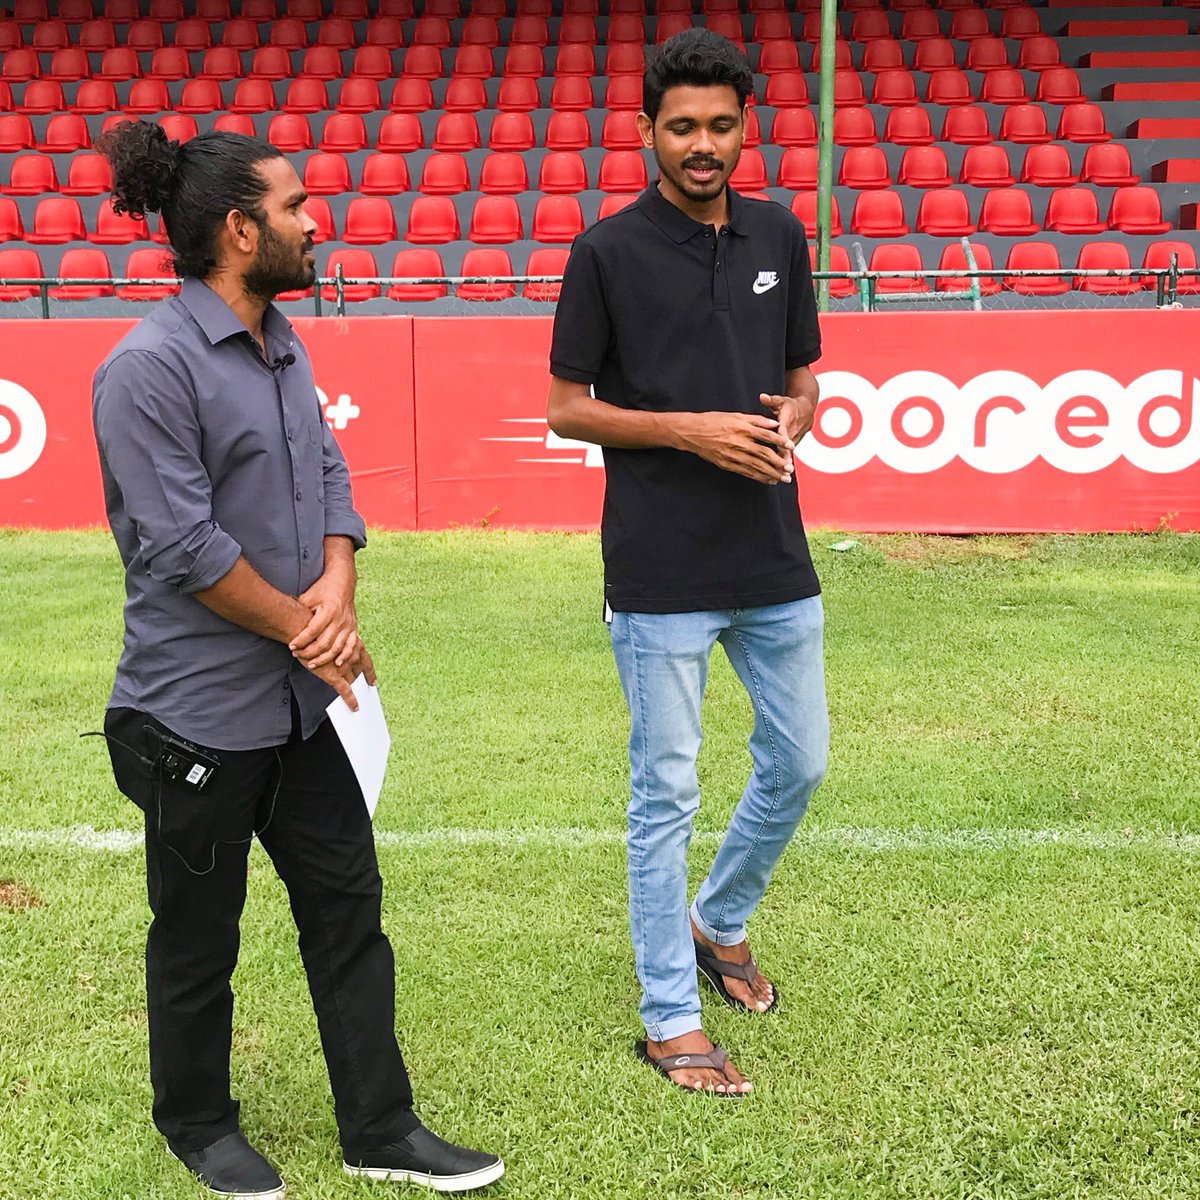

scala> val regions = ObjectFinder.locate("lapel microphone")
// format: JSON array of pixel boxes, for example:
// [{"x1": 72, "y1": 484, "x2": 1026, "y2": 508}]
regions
[{"x1": 272, "y1": 352, "x2": 297, "y2": 372}]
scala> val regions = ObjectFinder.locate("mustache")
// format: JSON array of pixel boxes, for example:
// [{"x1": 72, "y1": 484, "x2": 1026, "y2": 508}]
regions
[{"x1": 683, "y1": 157, "x2": 723, "y2": 171}]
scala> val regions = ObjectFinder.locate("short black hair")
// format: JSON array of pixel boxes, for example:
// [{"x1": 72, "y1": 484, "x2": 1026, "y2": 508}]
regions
[
  {"x1": 95, "y1": 120, "x2": 284, "y2": 280},
  {"x1": 642, "y1": 28, "x2": 755, "y2": 123}
]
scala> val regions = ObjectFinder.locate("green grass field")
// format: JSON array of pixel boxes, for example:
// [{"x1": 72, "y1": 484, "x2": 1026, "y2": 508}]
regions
[{"x1": 2, "y1": 529, "x2": 1199, "y2": 1200}]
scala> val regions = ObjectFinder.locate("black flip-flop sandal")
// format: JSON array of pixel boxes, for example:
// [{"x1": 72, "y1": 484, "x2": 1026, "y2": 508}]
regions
[
  {"x1": 634, "y1": 1040, "x2": 747, "y2": 1098},
  {"x1": 694, "y1": 940, "x2": 780, "y2": 1014}
]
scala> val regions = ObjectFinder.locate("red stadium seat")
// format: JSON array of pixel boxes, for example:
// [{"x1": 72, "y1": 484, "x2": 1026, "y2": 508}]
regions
[
  {"x1": 285, "y1": 79, "x2": 329, "y2": 114},
  {"x1": 899, "y1": 145, "x2": 952, "y2": 188},
  {"x1": 451, "y1": 44, "x2": 493, "y2": 79},
  {"x1": 511, "y1": 14, "x2": 550, "y2": 44},
  {"x1": 545, "y1": 111, "x2": 592, "y2": 151},
  {"x1": 1, "y1": 51, "x2": 39, "y2": 85},
  {"x1": 27, "y1": 197, "x2": 85, "y2": 244},
  {"x1": 790, "y1": 190, "x2": 842, "y2": 238},
  {"x1": 443, "y1": 78, "x2": 487, "y2": 114},
  {"x1": 460, "y1": 14, "x2": 500, "y2": 47},
  {"x1": 50, "y1": 247, "x2": 115, "y2": 299},
  {"x1": 1073, "y1": 242, "x2": 1138, "y2": 295},
  {"x1": 199, "y1": 0, "x2": 235, "y2": 16},
  {"x1": 89, "y1": 198, "x2": 149, "y2": 244},
  {"x1": 212, "y1": 114, "x2": 256, "y2": 136},
  {"x1": 884, "y1": 106, "x2": 934, "y2": 146},
  {"x1": 303, "y1": 153, "x2": 352, "y2": 196},
  {"x1": 199, "y1": 47, "x2": 243, "y2": 81},
  {"x1": 777, "y1": 147, "x2": 816, "y2": 189},
  {"x1": 304, "y1": 197, "x2": 335, "y2": 243},
  {"x1": 729, "y1": 149, "x2": 768, "y2": 191},
  {"x1": 597, "y1": 111, "x2": 643, "y2": 149},
  {"x1": 900, "y1": 8, "x2": 941, "y2": 38},
  {"x1": 342, "y1": 197, "x2": 397, "y2": 245},
  {"x1": 833, "y1": 107, "x2": 877, "y2": 147},
  {"x1": 300, "y1": 46, "x2": 343, "y2": 81},
  {"x1": 1107, "y1": 187, "x2": 1170, "y2": 234},
  {"x1": 757, "y1": 39, "x2": 800, "y2": 75},
  {"x1": 68, "y1": 80, "x2": 117, "y2": 116},
  {"x1": 365, "y1": 16, "x2": 405, "y2": 47},
  {"x1": 555, "y1": 43, "x2": 596, "y2": 76},
  {"x1": 559, "y1": 15, "x2": 597, "y2": 43},
  {"x1": 596, "y1": 192, "x2": 638, "y2": 220},
  {"x1": 1021, "y1": 144, "x2": 1079, "y2": 188},
  {"x1": 950, "y1": 8, "x2": 989, "y2": 38},
  {"x1": 178, "y1": 79, "x2": 224, "y2": 114},
  {"x1": 965, "y1": 36, "x2": 1009, "y2": 73},
  {"x1": 742, "y1": 108, "x2": 763, "y2": 149},
  {"x1": 401, "y1": 45, "x2": 443, "y2": 80},
  {"x1": 0, "y1": 248, "x2": 43, "y2": 301},
  {"x1": 412, "y1": 15, "x2": 452, "y2": 47},
  {"x1": 940, "y1": 106, "x2": 991, "y2": 145},
  {"x1": 502, "y1": 44, "x2": 544, "y2": 77},
  {"x1": 389, "y1": 78, "x2": 435, "y2": 113},
  {"x1": 839, "y1": 146, "x2": 892, "y2": 189},
  {"x1": 159, "y1": 115, "x2": 199, "y2": 145},
  {"x1": 959, "y1": 145, "x2": 1014, "y2": 187},
  {"x1": 125, "y1": 21, "x2": 165, "y2": 52},
  {"x1": 37, "y1": 114, "x2": 90, "y2": 154},
  {"x1": 809, "y1": 39, "x2": 851, "y2": 72},
  {"x1": 849, "y1": 9, "x2": 890, "y2": 40},
  {"x1": 1000, "y1": 6, "x2": 1041, "y2": 38},
  {"x1": 287, "y1": 0, "x2": 321, "y2": 16},
  {"x1": 3, "y1": 156, "x2": 58, "y2": 195},
  {"x1": 227, "y1": 79, "x2": 274, "y2": 115},
  {"x1": 538, "y1": 151, "x2": 588, "y2": 194},
  {"x1": 1036, "y1": 67, "x2": 1084, "y2": 106},
  {"x1": 771, "y1": 107, "x2": 817, "y2": 147},
  {"x1": 862, "y1": 39, "x2": 904, "y2": 74},
  {"x1": 487, "y1": 112, "x2": 535, "y2": 152},
  {"x1": 79, "y1": 20, "x2": 118, "y2": 51},
  {"x1": 62, "y1": 154, "x2": 113, "y2": 196},
  {"x1": 925, "y1": 70, "x2": 973, "y2": 106},
  {"x1": 387, "y1": 248, "x2": 447, "y2": 301},
  {"x1": 376, "y1": 113, "x2": 423, "y2": 153},
  {"x1": 420, "y1": 153, "x2": 470, "y2": 195},
  {"x1": 913, "y1": 38, "x2": 956, "y2": 74},
  {"x1": 978, "y1": 68, "x2": 1026, "y2": 106},
  {"x1": 352, "y1": 46, "x2": 395, "y2": 80},
  {"x1": 433, "y1": 112, "x2": 481, "y2": 153},
  {"x1": 338, "y1": 78, "x2": 383, "y2": 115},
  {"x1": 321, "y1": 249, "x2": 380, "y2": 302},
  {"x1": 809, "y1": 244, "x2": 855, "y2": 299},
  {"x1": 605, "y1": 43, "x2": 645, "y2": 75},
  {"x1": 479, "y1": 152, "x2": 528, "y2": 194},
  {"x1": 998, "y1": 106, "x2": 1050, "y2": 145},
  {"x1": 752, "y1": 10, "x2": 791, "y2": 39},
  {"x1": 1003, "y1": 243, "x2": 1068, "y2": 295},
  {"x1": 1017, "y1": 35, "x2": 1060, "y2": 72},
  {"x1": 1057, "y1": 104, "x2": 1111, "y2": 145},
  {"x1": 1141, "y1": 242, "x2": 1200, "y2": 295},
  {"x1": 379, "y1": 0, "x2": 416, "y2": 15},
  {"x1": 468, "y1": 195, "x2": 523, "y2": 243},
  {"x1": 935, "y1": 242, "x2": 1000, "y2": 294},
  {"x1": 1045, "y1": 187, "x2": 1105, "y2": 234},
  {"x1": 268, "y1": 18, "x2": 308, "y2": 50},
  {"x1": 317, "y1": 17, "x2": 356, "y2": 49},
  {"x1": 405, "y1": 196, "x2": 461, "y2": 244},
  {"x1": 320, "y1": 113, "x2": 368, "y2": 153},
  {"x1": 359, "y1": 153, "x2": 411, "y2": 195},
  {"x1": 552, "y1": 76, "x2": 594, "y2": 112},
  {"x1": 851, "y1": 190, "x2": 909, "y2": 237},
  {"x1": 457, "y1": 249, "x2": 516, "y2": 302},
  {"x1": 221, "y1": 18, "x2": 260, "y2": 51},
  {"x1": 116, "y1": 248, "x2": 180, "y2": 301},
  {"x1": 832, "y1": 70, "x2": 866, "y2": 108},
  {"x1": 869, "y1": 244, "x2": 928, "y2": 294},
  {"x1": 334, "y1": 0, "x2": 369, "y2": 16},
  {"x1": 0, "y1": 114, "x2": 33, "y2": 153},
  {"x1": 149, "y1": 0, "x2": 184, "y2": 15},
  {"x1": 871, "y1": 70, "x2": 917, "y2": 108},
  {"x1": 1081, "y1": 144, "x2": 1138, "y2": 188},
  {"x1": 49, "y1": 48, "x2": 90, "y2": 82},
  {"x1": 764, "y1": 72, "x2": 809, "y2": 109},
  {"x1": 168, "y1": 19, "x2": 211, "y2": 53},
  {"x1": 978, "y1": 188, "x2": 1038, "y2": 234},
  {"x1": 523, "y1": 247, "x2": 569, "y2": 302},
  {"x1": 496, "y1": 78, "x2": 541, "y2": 112},
  {"x1": 916, "y1": 188, "x2": 975, "y2": 235},
  {"x1": 97, "y1": 48, "x2": 141, "y2": 82},
  {"x1": 245, "y1": 47, "x2": 290, "y2": 81},
  {"x1": 655, "y1": 13, "x2": 692, "y2": 42},
  {"x1": 20, "y1": 82, "x2": 67, "y2": 116},
  {"x1": 532, "y1": 195, "x2": 584, "y2": 243},
  {"x1": 608, "y1": 14, "x2": 646, "y2": 43}
]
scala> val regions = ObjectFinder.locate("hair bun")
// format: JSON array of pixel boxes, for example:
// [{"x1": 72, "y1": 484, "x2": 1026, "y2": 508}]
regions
[{"x1": 95, "y1": 119, "x2": 181, "y2": 217}]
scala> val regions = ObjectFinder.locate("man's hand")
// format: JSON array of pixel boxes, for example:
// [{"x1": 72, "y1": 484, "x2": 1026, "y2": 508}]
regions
[
  {"x1": 289, "y1": 536, "x2": 359, "y2": 669},
  {"x1": 306, "y1": 644, "x2": 377, "y2": 712},
  {"x1": 673, "y1": 412, "x2": 795, "y2": 484},
  {"x1": 759, "y1": 392, "x2": 817, "y2": 445}
]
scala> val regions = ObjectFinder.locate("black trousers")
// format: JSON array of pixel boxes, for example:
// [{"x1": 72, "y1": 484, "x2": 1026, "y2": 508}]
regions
[{"x1": 104, "y1": 705, "x2": 418, "y2": 1157}]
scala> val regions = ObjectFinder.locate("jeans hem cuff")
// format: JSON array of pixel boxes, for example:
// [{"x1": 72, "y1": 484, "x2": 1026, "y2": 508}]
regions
[
  {"x1": 689, "y1": 899, "x2": 747, "y2": 948},
  {"x1": 646, "y1": 1013, "x2": 703, "y2": 1042}
]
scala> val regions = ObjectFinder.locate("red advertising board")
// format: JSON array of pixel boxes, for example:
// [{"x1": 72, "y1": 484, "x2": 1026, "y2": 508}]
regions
[{"x1": 2, "y1": 309, "x2": 1197, "y2": 533}]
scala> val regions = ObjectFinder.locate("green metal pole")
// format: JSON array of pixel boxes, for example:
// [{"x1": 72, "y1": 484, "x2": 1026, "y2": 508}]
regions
[{"x1": 814, "y1": 0, "x2": 837, "y2": 312}]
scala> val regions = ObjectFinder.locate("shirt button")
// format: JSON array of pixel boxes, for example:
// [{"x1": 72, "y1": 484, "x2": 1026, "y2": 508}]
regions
[
  {"x1": 286, "y1": 431, "x2": 293, "y2": 442},
  {"x1": 302, "y1": 549, "x2": 309, "y2": 560},
  {"x1": 295, "y1": 490, "x2": 302, "y2": 501}
]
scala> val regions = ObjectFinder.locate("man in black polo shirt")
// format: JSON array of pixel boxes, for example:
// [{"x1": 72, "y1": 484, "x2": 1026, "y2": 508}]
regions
[{"x1": 547, "y1": 29, "x2": 828, "y2": 1096}]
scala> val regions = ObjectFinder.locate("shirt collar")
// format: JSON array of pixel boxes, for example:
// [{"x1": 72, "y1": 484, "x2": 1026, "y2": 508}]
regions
[
  {"x1": 636, "y1": 182, "x2": 750, "y2": 243},
  {"x1": 179, "y1": 276, "x2": 293, "y2": 350}
]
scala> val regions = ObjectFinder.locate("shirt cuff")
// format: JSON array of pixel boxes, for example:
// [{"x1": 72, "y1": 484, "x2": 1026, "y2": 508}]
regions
[
  {"x1": 178, "y1": 527, "x2": 242, "y2": 595},
  {"x1": 786, "y1": 347, "x2": 822, "y2": 369},
  {"x1": 325, "y1": 512, "x2": 367, "y2": 551},
  {"x1": 549, "y1": 361, "x2": 599, "y2": 385}
]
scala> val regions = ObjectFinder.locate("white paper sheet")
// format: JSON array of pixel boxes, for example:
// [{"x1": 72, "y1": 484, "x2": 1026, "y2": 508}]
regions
[{"x1": 326, "y1": 675, "x2": 390, "y2": 819}]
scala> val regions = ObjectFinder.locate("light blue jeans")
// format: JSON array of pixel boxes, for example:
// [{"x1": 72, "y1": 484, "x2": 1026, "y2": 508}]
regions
[{"x1": 609, "y1": 597, "x2": 828, "y2": 1042}]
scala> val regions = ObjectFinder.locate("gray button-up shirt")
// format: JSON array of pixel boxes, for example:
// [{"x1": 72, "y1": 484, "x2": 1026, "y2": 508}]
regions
[{"x1": 92, "y1": 277, "x2": 367, "y2": 750}]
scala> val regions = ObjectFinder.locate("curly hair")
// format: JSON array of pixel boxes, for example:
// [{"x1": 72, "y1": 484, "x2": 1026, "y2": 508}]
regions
[
  {"x1": 643, "y1": 28, "x2": 755, "y2": 123},
  {"x1": 94, "y1": 120, "x2": 283, "y2": 280}
]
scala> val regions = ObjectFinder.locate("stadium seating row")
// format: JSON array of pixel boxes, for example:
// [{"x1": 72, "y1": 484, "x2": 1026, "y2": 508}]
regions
[{"x1": 3, "y1": 240, "x2": 1197, "y2": 305}]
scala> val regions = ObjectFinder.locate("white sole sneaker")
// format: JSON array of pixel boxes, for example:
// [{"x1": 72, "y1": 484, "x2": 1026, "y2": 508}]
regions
[
  {"x1": 342, "y1": 1157, "x2": 505, "y2": 1193},
  {"x1": 167, "y1": 1149, "x2": 286, "y2": 1200}
]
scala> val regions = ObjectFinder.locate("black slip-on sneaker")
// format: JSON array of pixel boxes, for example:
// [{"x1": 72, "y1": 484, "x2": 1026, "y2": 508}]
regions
[
  {"x1": 343, "y1": 1123, "x2": 504, "y2": 1193},
  {"x1": 169, "y1": 1131, "x2": 285, "y2": 1200}
]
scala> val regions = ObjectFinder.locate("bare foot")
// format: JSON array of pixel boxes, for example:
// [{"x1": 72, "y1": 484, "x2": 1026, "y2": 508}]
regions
[
  {"x1": 644, "y1": 1030, "x2": 753, "y2": 1094},
  {"x1": 690, "y1": 917, "x2": 776, "y2": 1013}
]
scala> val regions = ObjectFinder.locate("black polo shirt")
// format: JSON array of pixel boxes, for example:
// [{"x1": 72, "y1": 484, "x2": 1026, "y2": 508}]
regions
[{"x1": 550, "y1": 183, "x2": 822, "y2": 614}]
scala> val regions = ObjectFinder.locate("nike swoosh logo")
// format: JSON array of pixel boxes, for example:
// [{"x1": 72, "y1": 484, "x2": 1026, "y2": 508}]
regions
[{"x1": 752, "y1": 279, "x2": 780, "y2": 295}]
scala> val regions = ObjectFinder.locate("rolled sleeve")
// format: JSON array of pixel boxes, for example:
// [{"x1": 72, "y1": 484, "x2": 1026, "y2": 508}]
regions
[
  {"x1": 319, "y1": 418, "x2": 367, "y2": 549},
  {"x1": 549, "y1": 238, "x2": 612, "y2": 385},
  {"x1": 94, "y1": 349, "x2": 242, "y2": 593}
]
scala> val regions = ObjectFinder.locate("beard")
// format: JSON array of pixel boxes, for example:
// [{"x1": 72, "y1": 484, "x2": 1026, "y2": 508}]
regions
[
  {"x1": 243, "y1": 220, "x2": 315, "y2": 301},
  {"x1": 655, "y1": 146, "x2": 739, "y2": 203}
]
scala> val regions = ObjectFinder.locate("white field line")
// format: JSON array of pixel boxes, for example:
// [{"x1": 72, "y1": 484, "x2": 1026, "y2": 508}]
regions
[{"x1": 2, "y1": 825, "x2": 1200, "y2": 856}]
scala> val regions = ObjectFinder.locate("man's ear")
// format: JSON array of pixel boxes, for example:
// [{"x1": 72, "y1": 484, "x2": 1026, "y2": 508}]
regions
[
  {"x1": 222, "y1": 209, "x2": 258, "y2": 257},
  {"x1": 636, "y1": 111, "x2": 654, "y2": 149}
]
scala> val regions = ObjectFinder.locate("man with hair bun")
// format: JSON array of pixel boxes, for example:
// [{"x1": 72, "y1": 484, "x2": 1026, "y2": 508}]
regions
[
  {"x1": 548, "y1": 29, "x2": 828, "y2": 1096},
  {"x1": 91, "y1": 122, "x2": 503, "y2": 1197}
]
